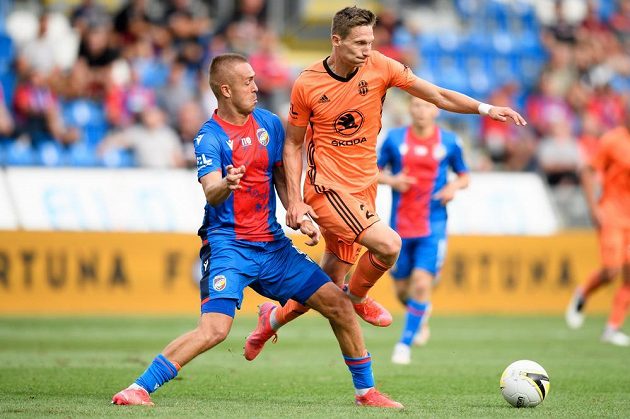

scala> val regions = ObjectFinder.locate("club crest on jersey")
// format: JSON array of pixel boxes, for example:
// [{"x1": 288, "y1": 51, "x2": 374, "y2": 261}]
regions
[
  {"x1": 433, "y1": 144, "x2": 446, "y2": 160},
  {"x1": 213, "y1": 275, "x2": 227, "y2": 291},
  {"x1": 256, "y1": 128, "x2": 269, "y2": 146},
  {"x1": 358, "y1": 80, "x2": 368, "y2": 96}
]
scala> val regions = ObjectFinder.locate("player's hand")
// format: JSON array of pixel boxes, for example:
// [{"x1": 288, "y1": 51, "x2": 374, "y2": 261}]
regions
[
  {"x1": 299, "y1": 219, "x2": 320, "y2": 246},
  {"x1": 391, "y1": 173, "x2": 416, "y2": 193},
  {"x1": 286, "y1": 201, "x2": 318, "y2": 230},
  {"x1": 434, "y1": 185, "x2": 456, "y2": 205},
  {"x1": 488, "y1": 106, "x2": 527, "y2": 126},
  {"x1": 225, "y1": 165, "x2": 246, "y2": 190}
]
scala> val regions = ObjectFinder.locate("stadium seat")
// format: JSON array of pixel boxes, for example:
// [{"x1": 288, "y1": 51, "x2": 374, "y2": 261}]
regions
[
  {"x1": 101, "y1": 148, "x2": 135, "y2": 168},
  {"x1": 62, "y1": 99, "x2": 108, "y2": 149},
  {"x1": 5, "y1": 140, "x2": 37, "y2": 166},
  {"x1": 37, "y1": 141, "x2": 64, "y2": 167},
  {"x1": 67, "y1": 142, "x2": 100, "y2": 167}
]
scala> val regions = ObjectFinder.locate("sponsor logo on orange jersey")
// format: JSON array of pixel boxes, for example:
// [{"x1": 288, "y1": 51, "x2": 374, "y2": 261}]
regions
[{"x1": 333, "y1": 110, "x2": 364, "y2": 136}]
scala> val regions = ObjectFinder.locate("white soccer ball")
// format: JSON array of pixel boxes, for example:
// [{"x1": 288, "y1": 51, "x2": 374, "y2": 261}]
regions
[{"x1": 500, "y1": 360, "x2": 550, "y2": 408}]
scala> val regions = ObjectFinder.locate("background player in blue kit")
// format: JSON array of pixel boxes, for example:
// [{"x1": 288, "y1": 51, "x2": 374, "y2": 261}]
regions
[
  {"x1": 111, "y1": 53, "x2": 402, "y2": 408},
  {"x1": 378, "y1": 97, "x2": 470, "y2": 365}
]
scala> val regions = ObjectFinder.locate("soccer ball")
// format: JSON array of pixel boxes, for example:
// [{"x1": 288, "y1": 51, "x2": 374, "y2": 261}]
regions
[{"x1": 500, "y1": 360, "x2": 550, "y2": 408}]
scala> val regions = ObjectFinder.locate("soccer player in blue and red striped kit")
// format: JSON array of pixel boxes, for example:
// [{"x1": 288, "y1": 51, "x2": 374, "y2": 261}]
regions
[
  {"x1": 378, "y1": 97, "x2": 470, "y2": 364},
  {"x1": 111, "y1": 53, "x2": 402, "y2": 408}
]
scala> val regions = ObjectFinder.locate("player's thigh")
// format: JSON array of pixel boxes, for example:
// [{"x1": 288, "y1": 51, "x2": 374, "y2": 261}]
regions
[
  {"x1": 257, "y1": 239, "x2": 331, "y2": 306},
  {"x1": 598, "y1": 225, "x2": 625, "y2": 269},
  {"x1": 200, "y1": 244, "x2": 258, "y2": 313},
  {"x1": 305, "y1": 183, "x2": 379, "y2": 259}
]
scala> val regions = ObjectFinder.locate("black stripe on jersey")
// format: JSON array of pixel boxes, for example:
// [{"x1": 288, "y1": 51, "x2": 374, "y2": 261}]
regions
[
  {"x1": 525, "y1": 373, "x2": 549, "y2": 400},
  {"x1": 307, "y1": 140, "x2": 316, "y2": 186},
  {"x1": 324, "y1": 190, "x2": 363, "y2": 236}
]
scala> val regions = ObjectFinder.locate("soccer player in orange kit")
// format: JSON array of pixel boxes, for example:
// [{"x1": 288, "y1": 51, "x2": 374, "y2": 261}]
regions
[
  {"x1": 245, "y1": 6, "x2": 526, "y2": 360},
  {"x1": 566, "y1": 103, "x2": 630, "y2": 347}
]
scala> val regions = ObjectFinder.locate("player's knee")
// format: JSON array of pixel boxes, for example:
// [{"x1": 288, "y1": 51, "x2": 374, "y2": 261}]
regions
[
  {"x1": 602, "y1": 268, "x2": 619, "y2": 283},
  {"x1": 320, "y1": 294, "x2": 353, "y2": 321},
  {"x1": 376, "y1": 233, "x2": 401, "y2": 260},
  {"x1": 197, "y1": 325, "x2": 229, "y2": 350}
]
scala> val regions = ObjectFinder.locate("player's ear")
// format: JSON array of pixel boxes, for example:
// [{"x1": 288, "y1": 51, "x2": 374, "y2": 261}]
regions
[
  {"x1": 220, "y1": 84, "x2": 231, "y2": 99},
  {"x1": 331, "y1": 34, "x2": 341, "y2": 47}
]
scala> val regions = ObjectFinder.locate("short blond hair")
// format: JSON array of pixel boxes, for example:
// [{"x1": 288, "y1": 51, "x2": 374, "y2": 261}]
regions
[{"x1": 209, "y1": 53, "x2": 248, "y2": 97}]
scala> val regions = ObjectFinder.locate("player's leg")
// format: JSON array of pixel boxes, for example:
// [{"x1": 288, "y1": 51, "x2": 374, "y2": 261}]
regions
[
  {"x1": 303, "y1": 183, "x2": 396, "y2": 326},
  {"x1": 601, "y1": 228, "x2": 630, "y2": 346},
  {"x1": 112, "y1": 303, "x2": 236, "y2": 405},
  {"x1": 298, "y1": 275, "x2": 402, "y2": 408},
  {"x1": 567, "y1": 226, "x2": 620, "y2": 329},
  {"x1": 247, "y1": 241, "x2": 403, "y2": 408},
  {"x1": 113, "y1": 243, "x2": 251, "y2": 405}
]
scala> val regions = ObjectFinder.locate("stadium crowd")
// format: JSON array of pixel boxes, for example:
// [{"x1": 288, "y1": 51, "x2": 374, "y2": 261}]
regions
[{"x1": 0, "y1": 0, "x2": 628, "y2": 193}]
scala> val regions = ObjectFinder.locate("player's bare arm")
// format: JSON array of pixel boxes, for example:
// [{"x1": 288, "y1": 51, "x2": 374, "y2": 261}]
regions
[
  {"x1": 273, "y1": 164, "x2": 290, "y2": 210},
  {"x1": 580, "y1": 164, "x2": 602, "y2": 228},
  {"x1": 434, "y1": 172, "x2": 470, "y2": 205},
  {"x1": 404, "y1": 77, "x2": 527, "y2": 126},
  {"x1": 378, "y1": 170, "x2": 417, "y2": 193},
  {"x1": 200, "y1": 164, "x2": 245, "y2": 206},
  {"x1": 283, "y1": 123, "x2": 318, "y2": 229}
]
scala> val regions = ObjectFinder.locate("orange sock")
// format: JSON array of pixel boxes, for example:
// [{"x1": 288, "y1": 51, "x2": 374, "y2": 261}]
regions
[
  {"x1": 607, "y1": 283, "x2": 630, "y2": 329},
  {"x1": 273, "y1": 299, "x2": 310, "y2": 328},
  {"x1": 582, "y1": 270, "x2": 604, "y2": 298},
  {"x1": 347, "y1": 252, "x2": 391, "y2": 299}
]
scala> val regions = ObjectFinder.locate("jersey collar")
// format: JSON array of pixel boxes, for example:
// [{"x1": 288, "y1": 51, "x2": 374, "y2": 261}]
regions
[{"x1": 323, "y1": 56, "x2": 359, "y2": 82}]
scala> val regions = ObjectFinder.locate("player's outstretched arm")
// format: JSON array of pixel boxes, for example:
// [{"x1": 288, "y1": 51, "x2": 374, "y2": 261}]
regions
[
  {"x1": 404, "y1": 77, "x2": 527, "y2": 126},
  {"x1": 283, "y1": 123, "x2": 318, "y2": 229},
  {"x1": 200, "y1": 164, "x2": 246, "y2": 206}
]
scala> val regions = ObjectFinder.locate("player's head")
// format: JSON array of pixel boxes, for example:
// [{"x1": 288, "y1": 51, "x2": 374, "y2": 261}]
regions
[
  {"x1": 209, "y1": 53, "x2": 258, "y2": 114},
  {"x1": 409, "y1": 97, "x2": 439, "y2": 130},
  {"x1": 331, "y1": 7, "x2": 376, "y2": 67}
]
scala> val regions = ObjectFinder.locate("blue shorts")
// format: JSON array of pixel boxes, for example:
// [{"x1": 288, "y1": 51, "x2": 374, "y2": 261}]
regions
[
  {"x1": 199, "y1": 237, "x2": 329, "y2": 313},
  {"x1": 391, "y1": 219, "x2": 447, "y2": 280}
]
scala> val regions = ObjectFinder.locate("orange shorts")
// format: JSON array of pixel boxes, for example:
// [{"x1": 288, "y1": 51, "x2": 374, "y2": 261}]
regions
[
  {"x1": 304, "y1": 182, "x2": 380, "y2": 264},
  {"x1": 598, "y1": 225, "x2": 630, "y2": 268}
]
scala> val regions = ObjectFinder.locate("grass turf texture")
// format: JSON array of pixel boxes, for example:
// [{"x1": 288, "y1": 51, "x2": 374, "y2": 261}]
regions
[{"x1": 0, "y1": 315, "x2": 628, "y2": 418}]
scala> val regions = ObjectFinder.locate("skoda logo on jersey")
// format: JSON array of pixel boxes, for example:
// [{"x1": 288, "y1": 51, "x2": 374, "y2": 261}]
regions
[
  {"x1": 257, "y1": 128, "x2": 269, "y2": 146},
  {"x1": 213, "y1": 275, "x2": 227, "y2": 291},
  {"x1": 433, "y1": 143, "x2": 446, "y2": 160},
  {"x1": 333, "y1": 110, "x2": 364, "y2": 136}
]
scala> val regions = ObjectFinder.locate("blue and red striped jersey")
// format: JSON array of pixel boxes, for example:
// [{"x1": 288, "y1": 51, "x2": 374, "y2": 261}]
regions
[
  {"x1": 194, "y1": 108, "x2": 285, "y2": 243},
  {"x1": 377, "y1": 126, "x2": 468, "y2": 238}
]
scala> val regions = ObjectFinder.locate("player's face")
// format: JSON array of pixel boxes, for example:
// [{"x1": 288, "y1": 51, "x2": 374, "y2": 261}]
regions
[
  {"x1": 229, "y1": 62, "x2": 258, "y2": 114},
  {"x1": 334, "y1": 25, "x2": 374, "y2": 68},
  {"x1": 409, "y1": 97, "x2": 439, "y2": 128}
]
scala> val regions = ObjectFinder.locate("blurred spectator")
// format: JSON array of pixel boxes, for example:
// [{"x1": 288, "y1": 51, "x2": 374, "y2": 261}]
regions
[
  {"x1": 248, "y1": 30, "x2": 290, "y2": 114},
  {"x1": 545, "y1": 0, "x2": 578, "y2": 44},
  {"x1": 71, "y1": 0, "x2": 109, "y2": 37},
  {"x1": 526, "y1": 71, "x2": 575, "y2": 137},
  {"x1": 585, "y1": 68, "x2": 626, "y2": 132},
  {"x1": 13, "y1": 69, "x2": 78, "y2": 147},
  {"x1": 610, "y1": 0, "x2": 630, "y2": 44},
  {"x1": 77, "y1": 22, "x2": 120, "y2": 96},
  {"x1": 222, "y1": 0, "x2": 266, "y2": 55},
  {"x1": 113, "y1": 0, "x2": 156, "y2": 46},
  {"x1": 0, "y1": 85, "x2": 14, "y2": 139},
  {"x1": 537, "y1": 119, "x2": 581, "y2": 186},
  {"x1": 16, "y1": 14, "x2": 58, "y2": 77},
  {"x1": 98, "y1": 106, "x2": 184, "y2": 168},
  {"x1": 175, "y1": 100, "x2": 205, "y2": 168},
  {"x1": 156, "y1": 57, "x2": 194, "y2": 126}
]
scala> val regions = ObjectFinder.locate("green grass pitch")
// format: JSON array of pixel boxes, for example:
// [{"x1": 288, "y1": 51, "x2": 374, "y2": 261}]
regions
[{"x1": 1, "y1": 315, "x2": 628, "y2": 418}]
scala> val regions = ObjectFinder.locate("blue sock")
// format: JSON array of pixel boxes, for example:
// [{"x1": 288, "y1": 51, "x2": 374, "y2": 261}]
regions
[
  {"x1": 135, "y1": 354, "x2": 179, "y2": 394},
  {"x1": 400, "y1": 300, "x2": 429, "y2": 346},
  {"x1": 343, "y1": 353, "x2": 375, "y2": 390}
]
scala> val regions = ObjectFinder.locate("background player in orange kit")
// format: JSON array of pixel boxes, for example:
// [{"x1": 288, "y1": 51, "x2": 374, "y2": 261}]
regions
[
  {"x1": 244, "y1": 6, "x2": 526, "y2": 361},
  {"x1": 566, "y1": 102, "x2": 630, "y2": 347}
]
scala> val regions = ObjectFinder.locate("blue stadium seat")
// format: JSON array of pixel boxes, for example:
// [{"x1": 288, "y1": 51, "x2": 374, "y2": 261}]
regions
[
  {"x1": 67, "y1": 142, "x2": 100, "y2": 167},
  {"x1": 101, "y1": 148, "x2": 136, "y2": 168},
  {"x1": 37, "y1": 141, "x2": 64, "y2": 167},
  {"x1": 62, "y1": 99, "x2": 108, "y2": 148},
  {"x1": 5, "y1": 140, "x2": 37, "y2": 166}
]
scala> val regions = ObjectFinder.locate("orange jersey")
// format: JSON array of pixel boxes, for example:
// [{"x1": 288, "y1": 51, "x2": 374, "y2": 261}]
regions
[
  {"x1": 289, "y1": 50, "x2": 416, "y2": 192},
  {"x1": 590, "y1": 126, "x2": 630, "y2": 227}
]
